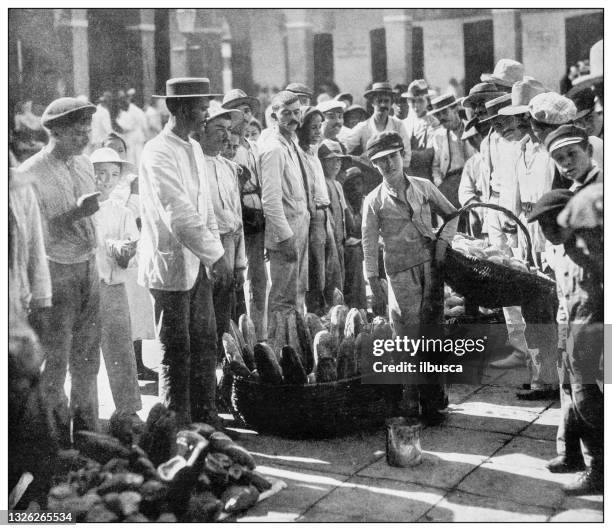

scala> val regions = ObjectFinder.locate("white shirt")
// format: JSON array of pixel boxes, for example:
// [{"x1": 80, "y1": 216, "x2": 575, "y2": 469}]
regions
[
  {"x1": 203, "y1": 154, "x2": 244, "y2": 235},
  {"x1": 403, "y1": 111, "x2": 439, "y2": 150},
  {"x1": 301, "y1": 145, "x2": 330, "y2": 208},
  {"x1": 138, "y1": 123, "x2": 224, "y2": 291},
  {"x1": 345, "y1": 115, "x2": 412, "y2": 168},
  {"x1": 516, "y1": 138, "x2": 555, "y2": 205},
  {"x1": 94, "y1": 200, "x2": 138, "y2": 285},
  {"x1": 89, "y1": 105, "x2": 112, "y2": 151}
]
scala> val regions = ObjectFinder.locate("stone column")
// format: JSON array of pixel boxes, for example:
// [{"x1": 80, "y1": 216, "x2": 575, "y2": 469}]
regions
[
  {"x1": 226, "y1": 9, "x2": 254, "y2": 95},
  {"x1": 492, "y1": 9, "x2": 523, "y2": 63},
  {"x1": 126, "y1": 9, "x2": 156, "y2": 106},
  {"x1": 383, "y1": 9, "x2": 413, "y2": 84},
  {"x1": 283, "y1": 9, "x2": 314, "y2": 88},
  {"x1": 195, "y1": 10, "x2": 224, "y2": 93},
  {"x1": 56, "y1": 9, "x2": 89, "y2": 97}
]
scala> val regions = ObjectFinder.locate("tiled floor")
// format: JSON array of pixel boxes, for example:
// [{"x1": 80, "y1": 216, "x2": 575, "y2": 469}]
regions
[{"x1": 91, "y1": 340, "x2": 603, "y2": 523}]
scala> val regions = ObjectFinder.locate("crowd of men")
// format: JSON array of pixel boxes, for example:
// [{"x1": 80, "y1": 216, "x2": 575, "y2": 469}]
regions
[{"x1": 8, "y1": 39, "x2": 604, "y2": 507}]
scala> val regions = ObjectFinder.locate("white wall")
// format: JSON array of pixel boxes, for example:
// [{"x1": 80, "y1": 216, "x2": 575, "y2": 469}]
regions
[
  {"x1": 332, "y1": 9, "x2": 385, "y2": 106},
  {"x1": 420, "y1": 17, "x2": 466, "y2": 95},
  {"x1": 249, "y1": 9, "x2": 287, "y2": 90}
]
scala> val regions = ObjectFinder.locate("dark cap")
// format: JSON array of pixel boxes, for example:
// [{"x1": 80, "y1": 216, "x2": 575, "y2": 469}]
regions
[
  {"x1": 366, "y1": 131, "x2": 404, "y2": 161},
  {"x1": 544, "y1": 124, "x2": 589, "y2": 154},
  {"x1": 462, "y1": 82, "x2": 505, "y2": 108},
  {"x1": 41, "y1": 97, "x2": 96, "y2": 128},
  {"x1": 568, "y1": 86, "x2": 596, "y2": 120},
  {"x1": 285, "y1": 82, "x2": 313, "y2": 97},
  {"x1": 527, "y1": 189, "x2": 574, "y2": 223}
]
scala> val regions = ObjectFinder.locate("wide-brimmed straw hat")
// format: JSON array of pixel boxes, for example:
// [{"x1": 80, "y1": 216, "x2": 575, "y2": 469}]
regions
[
  {"x1": 153, "y1": 77, "x2": 223, "y2": 99},
  {"x1": 364, "y1": 82, "x2": 395, "y2": 99}
]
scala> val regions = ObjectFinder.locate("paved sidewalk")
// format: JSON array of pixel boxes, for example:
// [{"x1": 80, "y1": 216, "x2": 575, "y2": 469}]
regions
[{"x1": 95, "y1": 342, "x2": 603, "y2": 523}]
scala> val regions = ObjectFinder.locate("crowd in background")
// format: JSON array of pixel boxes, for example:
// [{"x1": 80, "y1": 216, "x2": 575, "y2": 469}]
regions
[{"x1": 8, "y1": 39, "x2": 604, "y2": 508}]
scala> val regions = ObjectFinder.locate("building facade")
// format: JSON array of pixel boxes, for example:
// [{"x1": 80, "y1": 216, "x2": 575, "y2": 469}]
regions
[{"x1": 8, "y1": 8, "x2": 603, "y2": 115}]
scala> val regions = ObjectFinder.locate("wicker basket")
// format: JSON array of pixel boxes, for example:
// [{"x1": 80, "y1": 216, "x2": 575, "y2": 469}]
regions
[
  {"x1": 231, "y1": 376, "x2": 403, "y2": 439},
  {"x1": 437, "y1": 203, "x2": 557, "y2": 309}
]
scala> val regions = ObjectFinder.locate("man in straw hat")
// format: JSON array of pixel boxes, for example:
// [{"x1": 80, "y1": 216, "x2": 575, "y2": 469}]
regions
[
  {"x1": 345, "y1": 82, "x2": 412, "y2": 169},
  {"x1": 139, "y1": 78, "x2": 232, "y2": 427},
  {"x1": 194, "y1": 105, "x2": 247, "y2": 358},
  {"x1": 428, "y1": 93, "x2": 474, "y2": 219},
  {"x1": 17, "y1": 96, "x2": 100, "y2": 443},
  {"x1": 362, "y1": 131, "x2": 458, "y2": 425},
  {"x1": 480, "y1": 58, "x2": 525, "y2": 92},
  {"x1": 259, "y1": 90, "x2": 311, "y2": 317},
  {"x1": 222, "y1": 89, "x2": 268, "y2": 341},
  {"x1": 402, "y1": 79, "x2": 439, "y2": 179}
]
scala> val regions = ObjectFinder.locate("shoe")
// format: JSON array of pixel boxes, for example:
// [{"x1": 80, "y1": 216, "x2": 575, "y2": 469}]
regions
[
  {"x1": 545, "y1": 455, "x2": 585, "y2": 474},
  {"x1": 137, "y1": 365, "x2": 159, "y2": 381},
  {"x1": 490, "y1": 352, "x2": 526, "y2": 369},
  {"x1": 516, "y1": 388, "x2": 558, "y2": 401},
  {"x1": 561, "y1": 470, "x2": 603, "y2": 496}
]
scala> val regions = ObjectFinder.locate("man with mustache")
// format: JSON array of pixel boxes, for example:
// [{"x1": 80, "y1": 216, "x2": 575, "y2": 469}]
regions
[
  {"x1": 318, "y1": 99, "x2": 350, "y2": 146},
  {"x1": 138, "y1": 78, "x2": 232, "y2": 427},
  {"x1": 259, "y1": 90, "x2": 311, "y2": 316},
  {"x1": 345, "y1": 82, "x2": 412, "y2": 169}
]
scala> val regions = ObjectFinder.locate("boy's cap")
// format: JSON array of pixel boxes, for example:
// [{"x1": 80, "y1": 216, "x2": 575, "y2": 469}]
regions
[
  {"x1": 544, "y1": 124, "x2": 589, "y2": 154},
  {"x1": 42, "y1": 97, "x2": 96, "y2": 128},
  {"x1": 366, "y1": 131, "x2": 404, "y2": 161},
  {"x1": 527, "y1": 189, "x2": 574, "y2": 223},
  {"x1": 318, "y1": 138, "x2": 350, "y2": 159},
  {"x1": 529, "y1": 92, "x2": 577, "y2": 125}
]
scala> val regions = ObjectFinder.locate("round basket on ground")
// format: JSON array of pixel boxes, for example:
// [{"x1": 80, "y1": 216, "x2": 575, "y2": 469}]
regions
[
  {"x1": 436, "y1": 203, "x2": 557, "y2": 310},
  {"x1": 231, "y1": 376, "x2": 403, "y2": 439}
]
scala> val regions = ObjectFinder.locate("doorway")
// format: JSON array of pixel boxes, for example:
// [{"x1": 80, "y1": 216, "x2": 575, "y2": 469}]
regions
[
  {"x1": 565, "y1": 12, "x2": 603, "y2": 67},
  {"x1": 314, "y1": 33, "x2": 334, "y2": 95},
  {"x1": 463, "y1": 19, "x2": 494, "y2": 95},
  {"x1": 370, "y1": 28, "x2": 387, "y2": 83}
]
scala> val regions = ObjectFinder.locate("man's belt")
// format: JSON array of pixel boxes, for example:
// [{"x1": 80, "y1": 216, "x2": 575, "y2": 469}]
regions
[{"x1": 489, "y1": 190, "x2": 500, "y2": 198}]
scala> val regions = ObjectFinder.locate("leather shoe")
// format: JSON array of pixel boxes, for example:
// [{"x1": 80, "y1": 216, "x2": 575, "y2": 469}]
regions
[
  {"x1": 561, "y1": 470, "x2": 603, "y2": 496},
  {"x1": 490, "y1": 352, "x2": 526, "y2": 369},
  {"x1": 545, "y1": 455, "x2": 585, "y2": 474},
  {"x1": 516, "y1": 388, "x2": 558, "y2": 401}
]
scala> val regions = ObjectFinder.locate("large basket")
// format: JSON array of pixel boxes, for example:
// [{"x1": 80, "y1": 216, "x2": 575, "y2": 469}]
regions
[
  {"x1": 231, "y1": 376, "x2": 403, "y2": 439},
  {"x1": 436, "y1": 203, "x2": 557, "y2": 309}
]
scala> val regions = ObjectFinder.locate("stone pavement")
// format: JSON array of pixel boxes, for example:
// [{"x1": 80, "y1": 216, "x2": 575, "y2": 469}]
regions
[{"x1": 94, "y1": 340, "x2": 603, "y2": 523}]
